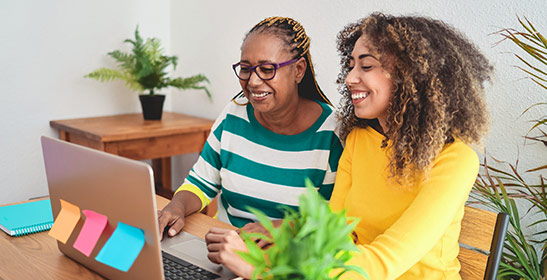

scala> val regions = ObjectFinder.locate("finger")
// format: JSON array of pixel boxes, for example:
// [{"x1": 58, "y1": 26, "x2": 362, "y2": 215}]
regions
[
  {"x1": 205, "y1": 231, "x2": 218, "y2": 245},
  {"x1": 256, "y1": 239, "x2": 271, "y2": 248},
  {"x1": 241, "y1": 223, "x2": 268, "y2": 235},
  {"x1": 158, "y1": 211, "x2": 171, "y2": 240},
  {"x1": 167, "y1": 217, "x2": 185, "y2": 237},
  {"x1": 208, "y1": 227, "x2": 231, "y2": 234},
  {"x1": 206, "y1": 242, "x2": 222, "y2": 253},
  {"x1": 207, "y1": 252, "x2": 222, "y2": 264},
  {"x1": 240, "y1": 222, "x2": 261, "y2": 232},
  {"x1": 205, "y1": 232, "x2": 226, "y2": 244}
]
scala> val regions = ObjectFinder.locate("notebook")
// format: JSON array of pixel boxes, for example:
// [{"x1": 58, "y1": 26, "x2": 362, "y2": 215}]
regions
[
  {"x1": 41, "y1": 136, "x2": 237, "y2": 279},
  {"x1": 0, "y1": 199, "x2": 54, "y2": 236}
]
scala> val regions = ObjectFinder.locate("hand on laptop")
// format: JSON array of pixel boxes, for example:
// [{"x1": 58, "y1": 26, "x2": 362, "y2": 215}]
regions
[
  {"x1": 205, "y1": 227, "x2": 254, "y2": 279},
  {"x1": 238, "y1": 220, "x2": 282, "y2": 248},
  {"x1": 158, "y1": 191, "x2": 203, "y2": 240}
]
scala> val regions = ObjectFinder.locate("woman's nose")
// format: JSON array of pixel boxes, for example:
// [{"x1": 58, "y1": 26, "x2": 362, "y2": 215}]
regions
[
  {"x1": 345, "y1": 68, "x2": 359, "y2": 86},
  {"x1": 248, "y1": 70, "x2": 263, "y2": 86}
]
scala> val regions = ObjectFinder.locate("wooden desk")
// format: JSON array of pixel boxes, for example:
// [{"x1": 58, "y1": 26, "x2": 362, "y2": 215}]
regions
[
  {"x1": 0, "y1": 196, "x2": 235, "y2": 280},
  {"x1": 50, "y1": 112, "x2": 214, "y2": 198}
]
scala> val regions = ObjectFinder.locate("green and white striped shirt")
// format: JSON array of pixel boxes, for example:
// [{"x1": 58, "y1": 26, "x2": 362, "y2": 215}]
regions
[{"x1": 179, "y1": 101, "x2": 343, "y2": 227}]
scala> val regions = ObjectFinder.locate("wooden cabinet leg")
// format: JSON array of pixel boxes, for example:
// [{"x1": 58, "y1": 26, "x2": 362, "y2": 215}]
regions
[
  {"x1": 152, "y1": 157, "x2": 173, "y2": 199},
  {"x1": 59, "y1": 130, "x2": 69, "y2": 141}
]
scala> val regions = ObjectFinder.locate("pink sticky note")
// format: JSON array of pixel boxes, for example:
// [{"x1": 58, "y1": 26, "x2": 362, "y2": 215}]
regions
[{"x1": 73, "y1": 210, "x2": 108, "y2": 257}]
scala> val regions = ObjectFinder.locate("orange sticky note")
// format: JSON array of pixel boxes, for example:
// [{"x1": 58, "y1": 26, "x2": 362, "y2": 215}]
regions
[
  {"x1": 48, "y1": 199, "x2": 81, "y2": 244},
  {"x1": 73, "y1": 210, "x2": 108, "y2": 257}
]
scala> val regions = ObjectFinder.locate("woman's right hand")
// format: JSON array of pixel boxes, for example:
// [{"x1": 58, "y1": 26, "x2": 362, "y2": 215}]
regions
[
  {"x1": 158, "y1": 200, "x2": 186, "y2": 240},
  {"x1": 157, "y1": 190, "x2": 203, "y2": 240}
]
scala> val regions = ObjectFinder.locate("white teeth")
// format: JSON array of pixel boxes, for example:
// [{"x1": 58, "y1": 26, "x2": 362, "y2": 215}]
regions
[
  {"x1": 251, "y1": 92, "x2": 271, "y2": 98},
  {"x1": 352, "y1": 92, "x2": 368, "y2": 100}
]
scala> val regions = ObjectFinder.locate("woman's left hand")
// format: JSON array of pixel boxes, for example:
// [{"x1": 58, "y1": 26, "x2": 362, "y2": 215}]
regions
[
  {"x1": 238, "y1": 220, "x2": 283, "y2": 248},
  {"x1": 205, "y1": 227, "x2": 254, "y2": 279}
]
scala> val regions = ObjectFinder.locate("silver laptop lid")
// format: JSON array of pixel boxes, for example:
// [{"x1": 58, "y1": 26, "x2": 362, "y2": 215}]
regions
[{"x1": 41, "y1": 136, "x2": 163, "y2": 280}]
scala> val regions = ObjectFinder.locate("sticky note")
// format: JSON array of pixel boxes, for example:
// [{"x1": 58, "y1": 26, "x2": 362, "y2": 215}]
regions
[
  {"x1": 48, "y1": 199, "x2": 81, "y2": 244},
  {"x1": 73, "y1": 210, "x2": 108, "y2": 257},
  {"x1": 95, "y1": 222, "x2": 145, "y2": 272}
]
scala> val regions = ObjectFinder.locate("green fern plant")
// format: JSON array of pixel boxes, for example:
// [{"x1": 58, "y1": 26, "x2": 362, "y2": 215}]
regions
[
  {"x1": 237, "y1": 179, "x2": 368, "y2": 280},
  {"x1": 85, "y1": 26, "x2": 211, "y2": 99}
]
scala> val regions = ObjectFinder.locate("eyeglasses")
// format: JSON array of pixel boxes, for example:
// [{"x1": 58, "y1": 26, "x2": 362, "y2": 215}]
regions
[{"x1": 232, "y1": 58, "x2": 299, "y2": 81}]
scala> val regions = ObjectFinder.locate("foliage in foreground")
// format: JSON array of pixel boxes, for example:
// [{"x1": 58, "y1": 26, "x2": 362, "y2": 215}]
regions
[{"x1": 238, "y1": 179, "x2": 368, "y2": 280}]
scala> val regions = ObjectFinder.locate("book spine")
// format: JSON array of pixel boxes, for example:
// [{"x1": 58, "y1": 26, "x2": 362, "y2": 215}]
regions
[{"x1": 13, "y1": 221, "x2": 54, "y2": 237}]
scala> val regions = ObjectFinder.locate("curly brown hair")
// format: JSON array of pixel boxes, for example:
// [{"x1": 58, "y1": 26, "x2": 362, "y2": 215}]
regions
[{"x1": 336, "y1": 13, "x2": 492, "y2": 181}]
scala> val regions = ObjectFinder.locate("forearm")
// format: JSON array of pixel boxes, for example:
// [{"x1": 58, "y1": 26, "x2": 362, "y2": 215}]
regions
[{"x1": 170, "y1": 190, "x2": 203, "y2": 216}]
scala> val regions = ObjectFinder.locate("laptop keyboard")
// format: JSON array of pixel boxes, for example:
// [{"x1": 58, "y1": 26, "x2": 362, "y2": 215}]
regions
[{"x1": 162, "y1": 251, "x2": 220, "y2": 280}]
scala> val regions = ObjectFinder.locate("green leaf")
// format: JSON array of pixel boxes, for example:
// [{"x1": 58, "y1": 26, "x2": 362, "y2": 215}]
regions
[{"x1": 238, "y1": 178, "x2": 368, "y2": 279}]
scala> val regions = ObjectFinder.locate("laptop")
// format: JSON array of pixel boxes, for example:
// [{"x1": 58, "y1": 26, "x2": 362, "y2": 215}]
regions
[{"x1": 41, "y1": 136, "x2": 238, "y2": 280}]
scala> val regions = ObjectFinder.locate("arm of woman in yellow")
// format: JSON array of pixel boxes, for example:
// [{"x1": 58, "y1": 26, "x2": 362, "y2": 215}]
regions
[
  {"x1": 348, "y1": 141, "x2": 479, "y2": 279},
  {"x1": 329, "y1": 131, "x2": 354, "y2": 212}
]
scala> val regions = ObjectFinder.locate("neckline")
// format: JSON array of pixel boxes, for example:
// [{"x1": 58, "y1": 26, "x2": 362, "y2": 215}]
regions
[{"x1": 246, "y1": 100, "x2": 330, "y2": 140}]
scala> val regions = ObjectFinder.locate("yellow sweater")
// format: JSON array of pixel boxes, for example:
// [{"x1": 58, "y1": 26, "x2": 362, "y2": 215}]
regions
[{"x1": 330, "y1": 127, "x2": 479, "y2": 280}]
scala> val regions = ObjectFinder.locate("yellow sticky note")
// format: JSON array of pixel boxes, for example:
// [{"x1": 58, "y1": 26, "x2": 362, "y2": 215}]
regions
[{"x1": 48, "y1": 199, "x2": 81, "y2": 244}]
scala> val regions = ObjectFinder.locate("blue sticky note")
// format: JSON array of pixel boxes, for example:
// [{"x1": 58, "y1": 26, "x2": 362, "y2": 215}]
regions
[{"x1": 95, "y1": 222, "x2": 145, "y2": 272}]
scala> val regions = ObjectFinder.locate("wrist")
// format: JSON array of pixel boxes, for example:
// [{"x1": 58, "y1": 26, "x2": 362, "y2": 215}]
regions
[{"x1": 173, "y1": 190, "x2": 202, "y2": 216}]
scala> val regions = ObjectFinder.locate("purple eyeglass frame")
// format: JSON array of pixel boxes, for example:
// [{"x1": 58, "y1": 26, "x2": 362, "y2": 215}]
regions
[{"x1": 232, "y1": 58, "x2": 299, "y2": 81}]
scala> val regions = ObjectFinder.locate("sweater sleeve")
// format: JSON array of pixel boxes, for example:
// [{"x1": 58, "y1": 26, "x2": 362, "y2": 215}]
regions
[
  {"x1": 345, "y1": 140, "x2": 479, "y2": 279},
  {"x1": 318, "y1": 133, "x2": 344, "y2": 201},
  {"x1": 329, "y1": 130, "x2": 355, "y2": 212}
]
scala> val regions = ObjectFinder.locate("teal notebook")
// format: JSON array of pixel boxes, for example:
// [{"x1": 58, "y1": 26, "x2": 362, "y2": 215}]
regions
[{"x1": 0, "y1": 199, "x2": 54, "y2": 237}]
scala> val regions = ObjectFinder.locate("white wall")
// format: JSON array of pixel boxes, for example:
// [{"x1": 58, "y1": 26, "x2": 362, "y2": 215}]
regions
[
  {"x1": 1, "y1": 0, "x2": 545, "y2": 206},
  {"x1": 0, "y1": 0, "x2": 171, "y2": 204}
]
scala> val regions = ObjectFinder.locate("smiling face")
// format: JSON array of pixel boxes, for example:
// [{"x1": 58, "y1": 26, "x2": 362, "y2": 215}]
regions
[
  {"x1": 238, "y1": 32, "x2": 305, "y2": 115},
  {"x1": 346, "y1": 36, "x2": 395, "y2": 132}
]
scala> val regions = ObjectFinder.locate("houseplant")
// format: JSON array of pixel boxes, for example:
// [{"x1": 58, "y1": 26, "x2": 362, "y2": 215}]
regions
[
  {"x1": 85, "y1": 26, "x2": 211, "y2": 120},
  {"x1": 237, "y1": 179, "x2": 368, "y2": 280},
  {"x1": 471, "y1": 16, "x2": 546, "y2": 279}
]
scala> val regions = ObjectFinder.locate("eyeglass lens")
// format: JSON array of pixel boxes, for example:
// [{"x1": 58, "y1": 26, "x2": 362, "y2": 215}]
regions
[{"x1": 234, "y1": 63, "x2": 277, "y2": 81}]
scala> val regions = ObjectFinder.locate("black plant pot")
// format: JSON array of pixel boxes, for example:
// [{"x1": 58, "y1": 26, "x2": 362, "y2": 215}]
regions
[{"x1": 139, "y1": 94, "x2": 165, "y2": 120}]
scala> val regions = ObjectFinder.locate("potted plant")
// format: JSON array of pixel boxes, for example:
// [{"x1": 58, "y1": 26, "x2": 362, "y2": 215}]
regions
[
  {"x1": 85, "y1": 26, "x2": 211, "y2": 120},
  {"x1": 238, "y1": 179, "x2": 368, "y2": 280}
]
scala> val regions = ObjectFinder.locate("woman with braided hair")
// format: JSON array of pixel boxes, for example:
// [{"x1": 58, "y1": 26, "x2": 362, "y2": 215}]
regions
[
  {"x1": 158, "y1": 15, "x2": 342, "y2": 250},
  {"x1": 204, "y1": 13, "x2": 492, "y2": 279}
]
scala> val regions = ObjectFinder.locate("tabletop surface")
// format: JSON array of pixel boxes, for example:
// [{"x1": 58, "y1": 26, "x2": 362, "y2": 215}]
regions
[
  {"x1": 0, "y1": 195, "x2": 235, "y2": 280},
  {"x1": 49, "y1": 112, "x2": 214, "y2": 142}
]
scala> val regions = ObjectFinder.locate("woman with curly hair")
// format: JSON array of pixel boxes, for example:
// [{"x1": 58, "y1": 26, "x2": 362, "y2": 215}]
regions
[
  {"x1": 204, "y1": 13, "x2": 492, "y2": 279},
  {"x1": 330, "y1": 13, "x2": 492, "y2": 279}
]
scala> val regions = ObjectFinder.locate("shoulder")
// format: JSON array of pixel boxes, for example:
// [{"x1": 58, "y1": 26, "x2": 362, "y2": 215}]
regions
[
  {"x1": 315, "y1": 103, "x2": 340, "y2": 134},
  {"x1": 439, "y1": 139, "x2": 478, "y2": 164},
  {"x1": 209, "y1": 101, "x2": 251, "y2": 135},
  {"x1": 347, "y1": 126, "x2": 381, "y2": 142},
  {"x1": 215, "y1": 101, "x2": 251, "y2": 123},
  {"x1": 433, "y1": 138, "x2": 479, "y2": 175}
]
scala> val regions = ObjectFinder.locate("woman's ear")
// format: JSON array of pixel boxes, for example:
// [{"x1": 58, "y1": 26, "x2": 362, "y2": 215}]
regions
[{"x1": 295, "y1": 57, "x2": 307, "y2": 83}]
